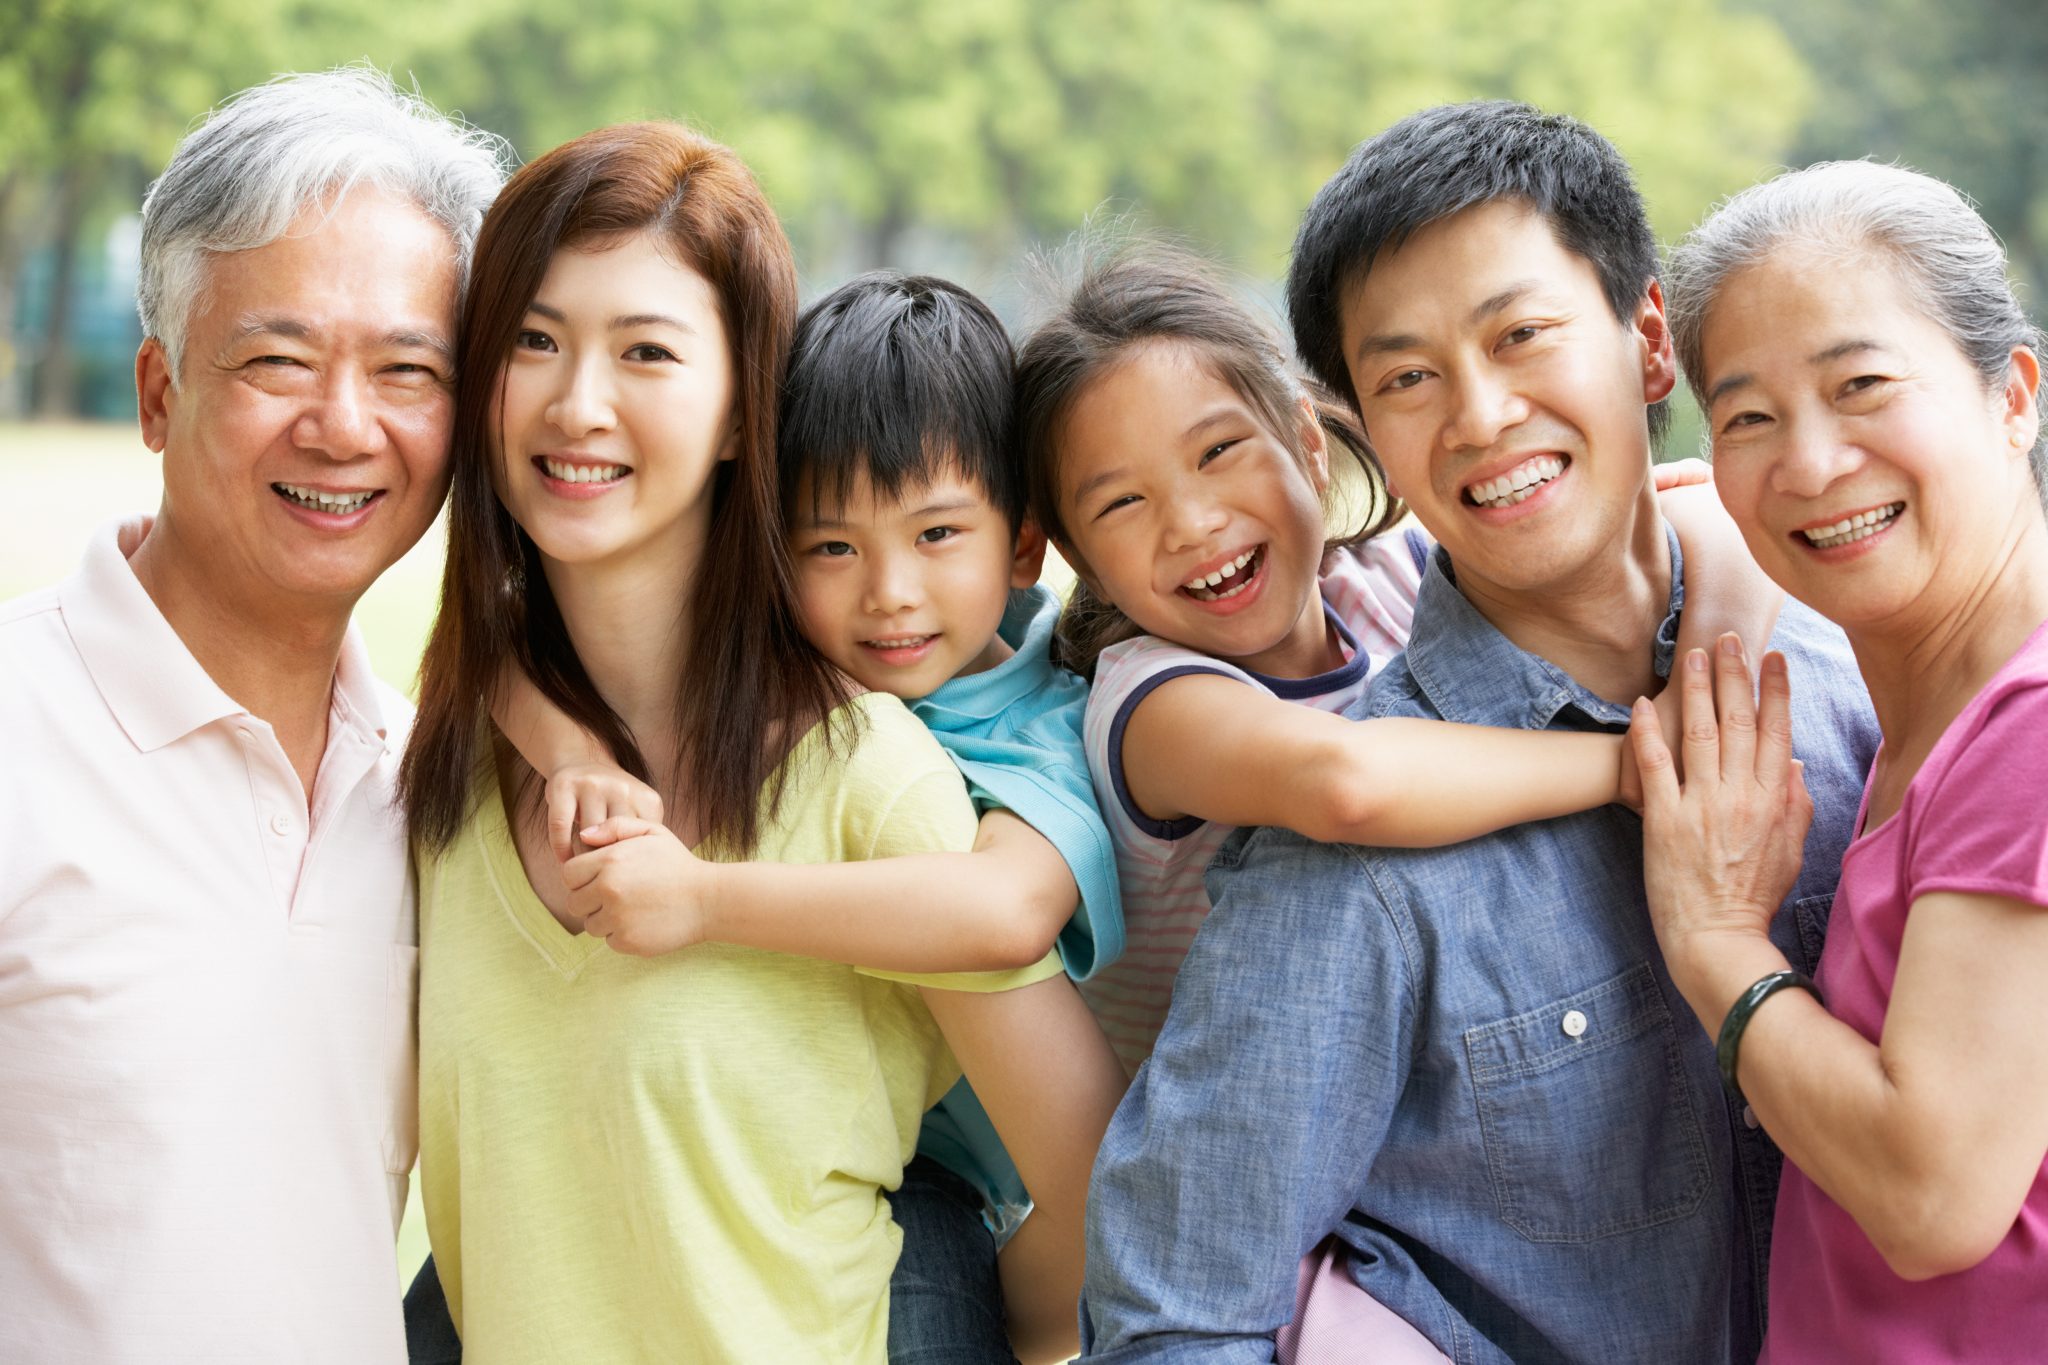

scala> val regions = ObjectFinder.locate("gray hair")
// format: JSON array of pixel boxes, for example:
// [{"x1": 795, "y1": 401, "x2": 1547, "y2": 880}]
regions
[
  {"x1": 1668, "y1": 160, "x2": 2047, "y2": 499},
  {"x1": 137, "y1": 66, "x2": 511, "y2": 378}
]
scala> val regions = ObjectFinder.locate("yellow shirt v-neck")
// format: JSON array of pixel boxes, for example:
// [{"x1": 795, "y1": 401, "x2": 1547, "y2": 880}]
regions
[{"x1": 417, "y1": 692, "x2": 1060, "y2": 1363}]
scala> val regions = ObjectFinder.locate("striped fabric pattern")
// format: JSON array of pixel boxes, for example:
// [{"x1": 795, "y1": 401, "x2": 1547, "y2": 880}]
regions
[{"x1": 1078, "y1": 533, "x2": 1424, "y2": 1073}]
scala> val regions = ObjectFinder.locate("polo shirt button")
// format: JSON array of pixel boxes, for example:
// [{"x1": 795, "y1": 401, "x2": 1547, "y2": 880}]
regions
[
  {"x1": 269, "y1": 811, "x2": 294, "y2": 837},
  {"x1": 1743, "y1": 1105, "x2": 1760, "y2": 1129},
  {"x1": 1560, "y1": 1009, "x2": 1588, "y2": 1038}
]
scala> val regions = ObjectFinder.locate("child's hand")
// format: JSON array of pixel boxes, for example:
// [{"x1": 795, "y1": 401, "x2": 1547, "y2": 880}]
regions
[
  {"x1": 546, "y1": 764, "x2": 664, "y2": 863},
  {"x1": 1651, "y1": 457, "x2": 1714, "y2": 491},
  {"x1": 562, "y1": 817, "x2": 717, "y2": 957}
]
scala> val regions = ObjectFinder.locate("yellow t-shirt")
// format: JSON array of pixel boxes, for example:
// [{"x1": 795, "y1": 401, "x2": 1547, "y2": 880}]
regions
[{"x1": 417, "y1": 692, "x2": 1062, "y2": 1363}]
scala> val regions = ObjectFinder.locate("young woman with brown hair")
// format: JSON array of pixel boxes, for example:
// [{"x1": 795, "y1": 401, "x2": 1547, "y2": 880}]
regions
[{"x1": 399, "y1": 122, "x2": 1104, "y2": 1363}]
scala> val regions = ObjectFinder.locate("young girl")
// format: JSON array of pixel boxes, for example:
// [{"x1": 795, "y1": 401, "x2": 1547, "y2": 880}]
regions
[
  {"x1": 398, "y1": 123, "x2": 1111, "y2": 1365},
  {"x1": 1012, "y1": 246, "x2": 1777, "y2": 1073}
]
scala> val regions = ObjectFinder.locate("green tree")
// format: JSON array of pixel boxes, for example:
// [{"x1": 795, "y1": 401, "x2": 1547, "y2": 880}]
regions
[{"x1": 1759, "y1": 0, "x2": 2048, "y2": 300}]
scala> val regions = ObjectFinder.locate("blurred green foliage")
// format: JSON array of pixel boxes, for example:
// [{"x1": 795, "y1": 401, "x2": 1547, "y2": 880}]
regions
[{"x1": 2, "y1": 0, "x2": 2040, "y2": 420}]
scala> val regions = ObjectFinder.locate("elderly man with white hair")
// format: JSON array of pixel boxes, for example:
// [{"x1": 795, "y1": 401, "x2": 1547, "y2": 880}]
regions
[{"x1": 0, "y1": 69, "x2": 504, "y2": 1363}]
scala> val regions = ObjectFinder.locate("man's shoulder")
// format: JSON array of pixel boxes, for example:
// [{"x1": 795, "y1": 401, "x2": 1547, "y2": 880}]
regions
[
  {"x1": 0, "y1": 584, "x2": 64, "y2": 636},
  {"x1": 1352, "y1": 649, "x2": 1432, "y2": 721},
  {"x1": 0, "y1": 586, "x2": 83, "y2": 692}
]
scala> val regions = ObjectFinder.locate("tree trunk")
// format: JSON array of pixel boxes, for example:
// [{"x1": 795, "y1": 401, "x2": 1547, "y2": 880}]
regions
[
  {"x1": 863, "y1": 197, "x2": 909, "y2": 271},
  {"x1": 0, "y1": 172, "x2": 29, "y2": 421},
  {"x1": 30, "y1": 168, "x2": 86, "y2": 418}
]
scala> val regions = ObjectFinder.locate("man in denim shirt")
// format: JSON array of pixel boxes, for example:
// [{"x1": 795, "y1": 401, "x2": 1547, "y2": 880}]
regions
[{"x1": 1081, "y1": 103, "x2": 1880, "y2": 1363}]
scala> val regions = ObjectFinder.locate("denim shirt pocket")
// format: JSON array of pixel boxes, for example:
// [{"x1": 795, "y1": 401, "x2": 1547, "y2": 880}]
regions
[
  {"x1": 1790, "y1": 893, "x2": 1834, "y2": 977},
  {"x1": 1463, "y1": 963, "x2": 1711, "y2": 1244}
]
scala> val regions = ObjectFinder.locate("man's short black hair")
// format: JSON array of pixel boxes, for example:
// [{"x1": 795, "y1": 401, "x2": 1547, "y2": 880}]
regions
[
  {"x1": 780, "y1": 271, "x2": 1023, "y2": 526},
  {"x1": 1286, "y1": 101, "x2": 1667, "y2": 443}
]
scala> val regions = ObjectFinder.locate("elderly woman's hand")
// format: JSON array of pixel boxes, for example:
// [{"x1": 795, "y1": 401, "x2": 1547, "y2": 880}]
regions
[{"x1": 1630, "y1": 634, "x2": 1812, "y2": 1022}]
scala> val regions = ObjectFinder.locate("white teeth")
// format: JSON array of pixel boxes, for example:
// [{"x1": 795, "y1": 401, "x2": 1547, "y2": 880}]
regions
[
  {"x1": 1467, "y1": 455, "x2": 1567, "y2": 509},
  {"x1": 1183, "y1": 549, "x2": 1256, "y2": 593},
  {"x1": 864, "y1": 635, "x2": 932, "y2": 649},
  {"x1": 541, "y1": 458, "x2": 628, "y2": 484},
  {"x1": 274, "y1": 483, "x2": 374, "y2": 514},
  {"x1": 1801, "y1": 502, "x2": 1905, "y2": 549}
]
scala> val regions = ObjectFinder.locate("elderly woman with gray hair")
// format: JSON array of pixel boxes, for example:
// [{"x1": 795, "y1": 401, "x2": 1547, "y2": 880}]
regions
[{"x1": 1629, "y1": 161, "x2": 2048, "y2": 1363}]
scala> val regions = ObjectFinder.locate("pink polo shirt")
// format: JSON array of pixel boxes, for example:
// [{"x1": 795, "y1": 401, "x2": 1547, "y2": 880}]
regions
[
  {"x1": 0, "y1": 518, "x2": 417, "y2": 1365},
  {"x1": 1763, "y1": 618, "x2": 2048, "y2": 1365}
]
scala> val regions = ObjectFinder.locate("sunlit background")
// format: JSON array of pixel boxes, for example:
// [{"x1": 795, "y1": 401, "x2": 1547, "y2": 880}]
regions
[{"x1": 4, "y1": 0, "x2": 2044, "y2": 1277}]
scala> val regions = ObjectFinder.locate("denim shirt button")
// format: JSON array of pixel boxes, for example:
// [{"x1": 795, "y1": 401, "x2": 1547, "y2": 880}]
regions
[
  {"x1": 1742, "y1": 1105, "x2": 1760, "y2": 1129},
  {"x1": 1560, "y1": 1009, "x2": 1588, "y2": 1038}
]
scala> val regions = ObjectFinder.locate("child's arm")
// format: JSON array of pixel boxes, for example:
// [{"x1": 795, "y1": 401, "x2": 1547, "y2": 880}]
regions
[
  {"x1": 1639, "y1": 462, "x2": 1786, "y2": 796},
  {"x1": 493, "y1": 664, "x2": 663, "y2": 860},
  {"x1": 1654, "y1": 462, "x2": 1783, "y2": 680},
  {"x1": 1121, "y1": 681, "x2": 1626, "y2": 846},
  {"x1": 919, "y1": 974, "x2": 1127, "y2": 1364},
  {"x1": 567, "y1": 808, "x2": 1079, "y2": 974}
]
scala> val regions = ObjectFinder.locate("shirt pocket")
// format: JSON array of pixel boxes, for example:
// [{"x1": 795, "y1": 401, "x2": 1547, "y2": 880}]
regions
[
  {"x1": 1791, "y1": 893, "x2": 1834, "y2": 977},
  {"x1": 1463, "y1": 962, "x2": 1711, "y2": 1244}
]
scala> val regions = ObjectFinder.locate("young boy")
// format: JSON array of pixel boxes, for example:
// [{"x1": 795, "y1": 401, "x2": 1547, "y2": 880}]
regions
[{"x1": 498, "y1": 272, "x2": 1126, "y2": 1362}]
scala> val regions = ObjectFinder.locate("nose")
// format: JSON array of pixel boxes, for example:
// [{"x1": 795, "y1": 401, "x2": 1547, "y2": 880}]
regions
[
  {"x1": 861, "y1": 550, "x2": 922, "y2": 616},
  {"x1": 293, "y1": 368, "x2": 385, "y2": 458},
  {"x1": 1441, "y1": 366, "x2": 1531, "y2": 455},
  {"x1": 1160, "y1": 480, "x2": 1229, "y2": 554},
  {"x1": 1768, "y1": 414, "x2": 1863, "y2": 500},
  {"x1": 545, "y1": 354, "x2": 617, "y2": 439}
]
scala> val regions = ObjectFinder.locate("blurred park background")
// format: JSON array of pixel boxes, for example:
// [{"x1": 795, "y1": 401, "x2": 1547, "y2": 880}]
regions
[
  {"x1": 6, "y1": 0, "x2": 2048, "y2": 677},
  {"x1": 3, "y1": 0, "x2": 2044, "y2": 1285},
  {"x1": 12, "y1": 0, "x2": 2047, "y2": 688}
]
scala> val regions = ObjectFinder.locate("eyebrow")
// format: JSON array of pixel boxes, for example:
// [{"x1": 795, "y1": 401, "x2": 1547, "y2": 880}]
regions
[
  {"x1": 527, "y1": 301, "x2": 696, "y2": 335},
  {"x1": 227, "y1": 316, "x2": 452, "y2": 363},
  {"x1": 1069, "y1": 465, "x2": 1128, "y2": 509},
  {"x1": 1351, "y1": 280, "x2": 1542, "y2": 362},
  {"x1": 1706, "y1": 339, "x2": 1899, "y2": 408}
]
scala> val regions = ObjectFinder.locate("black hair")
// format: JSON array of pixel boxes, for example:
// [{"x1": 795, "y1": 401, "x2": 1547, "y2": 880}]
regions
[
  {"x1": 779, "y1": 270, "x2": 1023, "y2": 526},
  {"x1": 1286, "y1": 100, "x2": 1669, "y2": 444},
  {"x1": 1017, "y1": 243, "x2": 1402, "y2": 678}
]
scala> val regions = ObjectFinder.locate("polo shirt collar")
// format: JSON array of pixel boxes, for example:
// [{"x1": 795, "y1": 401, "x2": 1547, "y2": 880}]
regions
[
  {"x1": 59, "y1": 516, "x2": 391, "y2": 753},
  {"x1": 913, "y1": 585, "x2": 1061, "y2": 728},
  {"x1": 1403, "y1": 522, "x2": 1685, "y2": 731}
]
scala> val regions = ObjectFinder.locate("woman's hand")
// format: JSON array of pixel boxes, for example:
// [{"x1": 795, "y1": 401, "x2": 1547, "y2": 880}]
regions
[
  {"x1": 563, "y1": 817, "x2": 719, "y2": 957},
  {"x1": 1630, "y1": 634, "x2": 1811, "y2": 1025},
  {"x1": 545, "y1": 763, "x2": 664, "y2": 863}
]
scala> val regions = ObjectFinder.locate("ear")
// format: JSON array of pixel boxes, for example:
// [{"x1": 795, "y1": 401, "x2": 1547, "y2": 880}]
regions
[
  {"x1": 1636, "y1": 280, "x2": 1678, "y2": 405},
  {"x1": 2002, "y1": 345, "x2": 2041, "y2": 458},
  {"x1": 136, "y1": 338, "x2": 174, "y2": 454},
  {"x1": 1010, "y1": 518, "x2": 1050, "y2": 589},
  {"x1": 716, "y1": 413, "x2": 742, "y2": 463},
  {"x1": 1296, "y1": 393, "x2": 1331, "y2": 494}
]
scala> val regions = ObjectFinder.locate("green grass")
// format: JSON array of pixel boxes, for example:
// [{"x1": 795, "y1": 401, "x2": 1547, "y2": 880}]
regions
[{"x1": 3, "y1": 421, "x2": 437, "y2": 1280}]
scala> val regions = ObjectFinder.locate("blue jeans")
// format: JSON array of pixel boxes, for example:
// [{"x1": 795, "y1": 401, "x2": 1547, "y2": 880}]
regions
[
  {"x1": 404, "y1": 1254, "x2": 462, "y2": 1365},
  {"x1": 885, "y1": 1156, "x2": 1017, "y2": 1364}
]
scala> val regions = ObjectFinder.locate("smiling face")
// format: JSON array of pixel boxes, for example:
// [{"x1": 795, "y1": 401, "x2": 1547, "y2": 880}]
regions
[
  {"x1": 1339, "y1": 199, "x2": 1675, "y2": 601},
  {"x1": 1698, "y1": 245, "x2": 2041, "y2": 634},
  {"x1": 492, "y1": 231, "x2": 735, "y2": 576},
  {"x1": 790, "y1": 462, "x2": 1040, "y2": 700},
  {"x1": 138, "y1": 186, "x2": 460, "y2": 607},
  {"x1": 1054, "y1": 340, "x2": 1337, "y2": 677}
]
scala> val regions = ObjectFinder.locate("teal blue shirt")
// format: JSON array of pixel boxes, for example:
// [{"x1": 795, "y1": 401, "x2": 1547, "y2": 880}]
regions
[{"x1": 910, "y1": 585, "x2": 1125, "y2": 1218}]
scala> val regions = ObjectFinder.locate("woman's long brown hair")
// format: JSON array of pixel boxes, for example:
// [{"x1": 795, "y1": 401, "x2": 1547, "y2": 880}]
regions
[{"x1": 402, "y1": 122, "x2": 846, "y2": 853}]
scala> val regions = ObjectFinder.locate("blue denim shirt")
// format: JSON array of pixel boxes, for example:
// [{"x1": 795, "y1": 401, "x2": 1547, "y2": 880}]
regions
[{"x1": 1080, "y1": 530, "x2": 1879, "y2": 1364}]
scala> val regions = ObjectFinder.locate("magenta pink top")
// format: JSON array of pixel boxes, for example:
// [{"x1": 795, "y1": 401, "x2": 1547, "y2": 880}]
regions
[{"x1": 1763, "y1": 618, "x2": 2048, "y2": 1365}]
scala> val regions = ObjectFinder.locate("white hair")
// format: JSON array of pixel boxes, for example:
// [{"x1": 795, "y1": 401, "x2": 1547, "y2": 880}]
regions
[
  {"x1": 1669, "y1": 160, "x2": 2047, "y2": 500},
  {"x1": 137, "y1": 65, "x2": 511, "y2": 378}
]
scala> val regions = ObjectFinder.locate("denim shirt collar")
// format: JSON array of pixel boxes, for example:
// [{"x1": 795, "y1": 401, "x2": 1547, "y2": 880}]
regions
[{"x1": 1403, "y1": 522, "x2": 1685, "y2": 731}]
